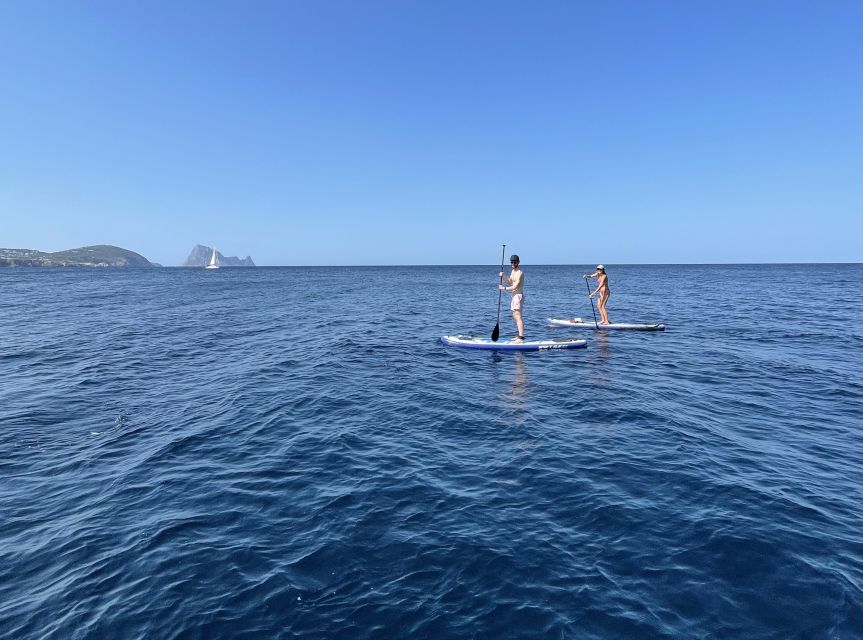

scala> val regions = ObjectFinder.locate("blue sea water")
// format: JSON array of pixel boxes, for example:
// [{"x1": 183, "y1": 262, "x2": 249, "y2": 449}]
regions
[{"x1": 0, "y1": 264, "x2": 860, "y2": 639}]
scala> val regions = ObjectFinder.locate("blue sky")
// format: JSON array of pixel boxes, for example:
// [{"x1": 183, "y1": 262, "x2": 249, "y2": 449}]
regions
[{"x1": 0, "y1": 0, "x2": 859, "y2": 265}]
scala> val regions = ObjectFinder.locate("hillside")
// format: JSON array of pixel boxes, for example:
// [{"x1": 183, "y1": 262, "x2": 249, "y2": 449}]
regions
[{"x1": 0, "y1": 245, "x2": 153, "y2": 267}]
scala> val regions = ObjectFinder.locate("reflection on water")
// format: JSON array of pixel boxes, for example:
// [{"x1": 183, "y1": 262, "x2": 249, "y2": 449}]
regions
[
  {"x1": 507, "y1": 353, "x2": 529, "y2": 425},
  {"x1": 510, "y1": 353, "x2": 528, "y2": 398},
  {"x1": 490, "y1": 352, "x2": 531, "y2": 424},
  {"x1": 587, "y1": 331, "x2": 612, "y2": 386},
  {"x1": 595, "y1": 331, "x2": 610, "y2": 359}
]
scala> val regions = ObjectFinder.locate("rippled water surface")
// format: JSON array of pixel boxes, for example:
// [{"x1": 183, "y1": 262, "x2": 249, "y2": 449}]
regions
[{"x1": 1, "y1": 264, "x2": 860, "y2": 639}]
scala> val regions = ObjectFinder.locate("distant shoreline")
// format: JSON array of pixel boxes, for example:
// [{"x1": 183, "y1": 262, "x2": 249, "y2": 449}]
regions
[
  {"x1": 3, "y1": 262, "x2": 856, "y2": 268},
  {"x1": 0, "y1": 245, "x2": 152, "y2": 268}
]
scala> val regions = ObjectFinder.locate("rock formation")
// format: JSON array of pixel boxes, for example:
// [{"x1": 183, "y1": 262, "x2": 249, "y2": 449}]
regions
[{"x1": 183, "y1": 245, "x2": 255, "y2": 267}]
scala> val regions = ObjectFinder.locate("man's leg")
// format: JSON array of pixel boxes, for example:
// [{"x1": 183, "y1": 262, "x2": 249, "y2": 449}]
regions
[{"x1": 513, "y1": 310, "x2": 525, "y2": 339}]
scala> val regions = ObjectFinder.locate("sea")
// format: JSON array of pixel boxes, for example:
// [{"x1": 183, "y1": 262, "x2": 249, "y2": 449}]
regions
[{"x1": 1, "y1": 264, "x2": 860, "y2": 639}]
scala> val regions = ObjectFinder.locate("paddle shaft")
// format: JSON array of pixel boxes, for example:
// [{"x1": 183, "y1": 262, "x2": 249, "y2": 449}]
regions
[
  {"x1": 492, "y1": 244, "x2": 506, "y2": 340},
  {"x1": 585, "y1": 278, "x2": 599, "y2": 328}
]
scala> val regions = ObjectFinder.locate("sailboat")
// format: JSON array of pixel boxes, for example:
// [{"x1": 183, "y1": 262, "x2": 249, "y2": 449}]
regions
[{"x1": 205, "y1": 246, "x2": 219, "y2": 269}]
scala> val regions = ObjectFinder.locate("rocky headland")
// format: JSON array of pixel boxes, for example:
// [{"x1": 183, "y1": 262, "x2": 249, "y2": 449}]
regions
[{"x1": 0, "y1": 245, "x2": 153, "y2": 267}]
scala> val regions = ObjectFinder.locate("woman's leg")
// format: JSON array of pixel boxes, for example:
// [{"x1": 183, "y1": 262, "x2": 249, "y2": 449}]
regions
[{"x1": 598, "y1": 294, "x2": 610, "y2": 324}]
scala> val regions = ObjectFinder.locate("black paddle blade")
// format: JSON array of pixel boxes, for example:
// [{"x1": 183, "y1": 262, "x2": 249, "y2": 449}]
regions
[{"x1": 491, "y1": 323, "x2": 500, "y2": 342}]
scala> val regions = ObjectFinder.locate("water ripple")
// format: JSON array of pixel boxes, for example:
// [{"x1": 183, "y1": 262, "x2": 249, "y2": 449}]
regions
[{"x1": 0, "y1": 265, "x2": 860, "y2": 639}]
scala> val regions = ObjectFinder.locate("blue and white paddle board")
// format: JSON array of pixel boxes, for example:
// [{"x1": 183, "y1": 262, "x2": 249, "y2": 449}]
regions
[
  {"x1": 548, "y1": 317, "x2": 665, "y2": 331},
  {"x1": 441, "y1": 335, "x2": 587, "y2": 351}
]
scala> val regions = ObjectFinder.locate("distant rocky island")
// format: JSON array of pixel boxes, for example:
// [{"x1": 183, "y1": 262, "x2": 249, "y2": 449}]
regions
[
  {"x1": 183, "y1": 245, "x2": 255, "y2": 267},
  {"x1": 0, "y1": 245, "x2": 153, "y2": 268}
]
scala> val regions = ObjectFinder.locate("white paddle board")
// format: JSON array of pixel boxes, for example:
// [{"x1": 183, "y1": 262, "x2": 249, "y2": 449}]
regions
[{"x1": 548, "y1": 317, "x2": 665, "y2": 331}]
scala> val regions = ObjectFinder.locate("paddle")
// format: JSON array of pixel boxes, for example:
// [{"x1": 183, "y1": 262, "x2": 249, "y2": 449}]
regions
[
  {"x1": 585, "y1": 277, "x2": 599, "y2": 329},
  {"x1": 491, "y1": 244, "x2": 506, "y2": 341}
]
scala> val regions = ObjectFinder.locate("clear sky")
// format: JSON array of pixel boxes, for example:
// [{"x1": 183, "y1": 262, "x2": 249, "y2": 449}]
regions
[{"x1": 0, "y1": 1, "x2": 860, "y2": 265}]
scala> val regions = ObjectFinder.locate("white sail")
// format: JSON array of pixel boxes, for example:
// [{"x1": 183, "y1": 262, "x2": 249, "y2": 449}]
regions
[{"x1": 206, "y1": 247, "x2": 219, "y2": 269}]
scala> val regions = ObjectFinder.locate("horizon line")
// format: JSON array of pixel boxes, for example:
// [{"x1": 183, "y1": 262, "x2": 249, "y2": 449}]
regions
[{"x1": 163, "y1": 261, "x2": 863, "y2": 267}]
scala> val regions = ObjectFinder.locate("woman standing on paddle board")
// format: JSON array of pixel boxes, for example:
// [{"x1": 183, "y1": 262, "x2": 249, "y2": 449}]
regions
[
  {"x1": 584, "y1": 265, "x2": 611, "y2": 325},
  {"x1": 499, "y1": 255, "x2": 525, "y2": 342}
]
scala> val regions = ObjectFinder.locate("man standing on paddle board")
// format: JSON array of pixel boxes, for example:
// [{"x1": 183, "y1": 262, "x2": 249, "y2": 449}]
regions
[{"x1": 499, "y1": 254, "x2": 525, "y2": 342}]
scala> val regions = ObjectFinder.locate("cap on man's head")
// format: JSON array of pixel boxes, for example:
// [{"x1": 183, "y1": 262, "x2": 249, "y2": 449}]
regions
[
  {"x1": 596, "y1": 264, "x2": 605, "y2": 270},
  {"x1": 510, "y1": 254, "x2": 520, "y2": 264}
]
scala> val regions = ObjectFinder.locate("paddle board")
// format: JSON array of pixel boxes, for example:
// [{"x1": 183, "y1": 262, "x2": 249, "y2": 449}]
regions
[
  {"x1": 441, "y1": 335, "x2": 587, "y2": 350},
  {"x1": 548, "y1": 317, "x2": 666, "y2": 331}
]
